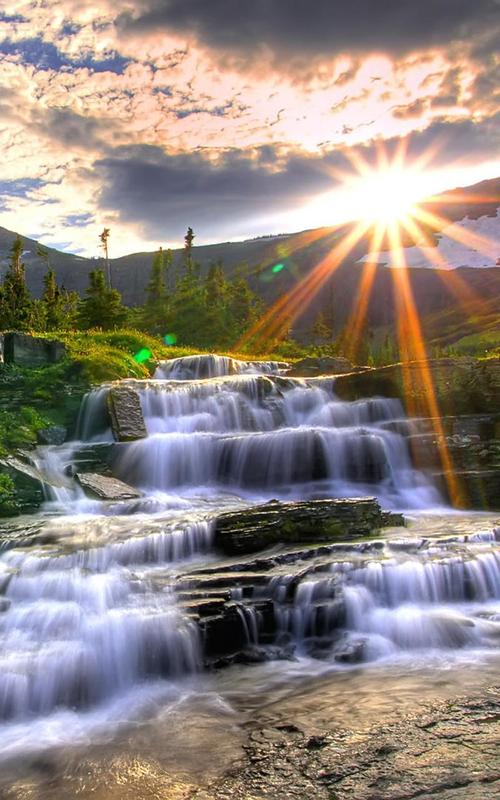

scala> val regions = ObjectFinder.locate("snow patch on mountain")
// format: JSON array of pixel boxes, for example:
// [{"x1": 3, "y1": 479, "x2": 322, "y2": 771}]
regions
[{"x1": 359, "y1": 210, "x2": 500, "y2": 270}]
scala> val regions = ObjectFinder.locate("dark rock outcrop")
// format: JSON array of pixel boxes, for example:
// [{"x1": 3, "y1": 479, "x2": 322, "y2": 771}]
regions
[
  {"x1": 36, "y1": 425, "x2": 67, "y2": 446},
  {"x1": 0, "y1": 456, "x2": 47, "y2": 514},
  {"x1": 334, "y1": 357, "x2": 500, "y2": 415},
  {"x1": 75, "y1": 472, "x2": 142, "y2": 501},
  {"x1": 214, "y1": 498, "x2": 401, "y2": 555},
  {"x1": 107, "y1": 386, "x2": 147, "y2": 441},
  {"x1": 3, "y1": 332, "x2": 66, "y2": 368}
]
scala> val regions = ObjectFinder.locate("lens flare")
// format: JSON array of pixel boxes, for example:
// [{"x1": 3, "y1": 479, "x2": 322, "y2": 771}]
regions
[{"x1": 133, "y1": 348, "x2": 152, "y2": 363}]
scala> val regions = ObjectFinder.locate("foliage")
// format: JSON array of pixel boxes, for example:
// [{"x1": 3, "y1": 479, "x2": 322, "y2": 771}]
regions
[
  {"x1": 41, "y1": 267, "x2": 78, "y2": 329},
  {"x1": 0, "y1": 404, "x2": 51, "y2": 456}
]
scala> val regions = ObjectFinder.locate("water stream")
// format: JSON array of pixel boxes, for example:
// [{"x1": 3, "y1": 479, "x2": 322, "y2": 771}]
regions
[{"x1": 0, "y1": 353, "x2": 498, "y2": 789}]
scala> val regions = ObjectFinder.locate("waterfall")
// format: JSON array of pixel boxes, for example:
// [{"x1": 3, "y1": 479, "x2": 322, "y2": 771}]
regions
[
  {"x1": 103, "y1": 375, "x2": 441, "y2": 509},
  {"x1": 265, "y1": 543, "x2": 500, "y2": 658}
]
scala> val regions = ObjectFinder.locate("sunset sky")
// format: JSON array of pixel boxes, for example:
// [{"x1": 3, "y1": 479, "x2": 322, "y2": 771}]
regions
[{"x1": 0, "y1": 0, "x2": 499, "y2": 256}]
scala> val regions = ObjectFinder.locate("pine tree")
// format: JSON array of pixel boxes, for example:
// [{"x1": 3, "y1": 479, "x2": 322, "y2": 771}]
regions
[
  {"x1": 228, "y1": 276, "x2": 261, "y2": 340},
  {"x1": 42, "y1": 268, "x2": 60, "y2": 329},
  {"x1": 184, "y1": 226, "x2": 195, "y2": 276},
  {"x1": 142, "y1": 248, "x2": 169, "y2": 333},
  {"x1": 0, "y1": 235, "x2": 33, "y2": 330},
  {"x1": 99, "y1": 228, "x2": 111, "y2": 287},
  {"x1": 203, "y1": 262, "x2": 229, "y2": 344},
  {"x1": 311, "y1": 311, "x2": 332, "y2": 342},
  {"x1": 78, "y1": 269, "x2": 127, "y2": 330},
  {"x1": 41, "y1": 267, "x2": 76, "y2": 330}
]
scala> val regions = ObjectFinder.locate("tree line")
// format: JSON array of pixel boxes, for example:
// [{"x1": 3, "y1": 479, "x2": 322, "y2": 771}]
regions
[{"x1": 0, "y1": 228, "x2": 262, "y2": 349}]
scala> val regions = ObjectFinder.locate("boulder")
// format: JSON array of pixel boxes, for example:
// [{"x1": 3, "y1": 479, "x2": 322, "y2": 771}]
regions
[
  {"x1": 289, "y1": 356, "x2": 354, "y2": 377},
  {"x1": 36, "y1": 425, "x2": 67, "y2": 446},
  {"x1": 75, "y1": 472, "x2": 142, "y2": 501},
  {"x1": 107, "y1": 386, "x2": 147, "y2": 441},
  {"x1": 214, "y1": 497, "x2": 396, "y2": 555},
  {"x1": 3, "y1": 332, "x2": 66, "y2": 368}
]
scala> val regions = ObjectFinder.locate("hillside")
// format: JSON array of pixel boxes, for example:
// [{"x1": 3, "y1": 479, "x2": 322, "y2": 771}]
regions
[{"x1": 0, "y1": 177, "x2": 498, "y2": 341}]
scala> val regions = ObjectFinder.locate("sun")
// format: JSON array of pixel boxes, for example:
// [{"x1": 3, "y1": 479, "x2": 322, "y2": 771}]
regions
[{"x1": 347, "y1": 166, "x2": 429, "y2": 226}]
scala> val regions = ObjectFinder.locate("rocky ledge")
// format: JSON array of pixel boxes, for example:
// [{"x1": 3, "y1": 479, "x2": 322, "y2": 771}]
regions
[
  {"x1": 214, "y1": 498, "x2": 402, "y2": 555},
  {"x1": 195, "y1": 687, "x2": 500, "y2": 799}
]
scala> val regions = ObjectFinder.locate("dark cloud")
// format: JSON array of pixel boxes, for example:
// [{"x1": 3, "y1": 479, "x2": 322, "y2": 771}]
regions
[
  {"x1": 33, "y1": 108, "x2": 107, "y2": 150},
  {"x1": 96, "y1": 115, "x2": 500, "y2": 241},
  {"x1": 96, "y1": 145, "x2": 340, "y2": 239},
  {"x1": 119, "y1": 1, "x2": 498, "y2": 66}
]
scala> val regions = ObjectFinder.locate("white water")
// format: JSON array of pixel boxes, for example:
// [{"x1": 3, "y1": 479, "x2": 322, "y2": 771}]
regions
[
  {"x1": 264, "y1": 536, "x2": 500, "y2": 659},
  {"x1": 2, "y1": 353, "x2": 497, "y2": 765},
  {"x1": 154, "y1": 353, "x2": 289, "y2": 380}
]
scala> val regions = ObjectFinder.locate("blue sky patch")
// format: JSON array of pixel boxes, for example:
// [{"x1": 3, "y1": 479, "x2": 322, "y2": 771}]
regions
[{"x1": 0, "y1": 37, "x2": 130, "y2": 74}]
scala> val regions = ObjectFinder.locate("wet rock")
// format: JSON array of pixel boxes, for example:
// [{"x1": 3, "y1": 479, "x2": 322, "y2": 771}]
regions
[
  {"x1": 214, "y1": 498, "x2": 393, "y2": 555},
  {"x1": 67, "y1": 443, "x2": 115, "y2": 476},
  {"x1": 36, "y1": 425, "x2": 67, "y2": 446},
  {"x1": 434, "y1": 468, "x2": 500, "y2": 510},
  {"x1": 107, "y1": 386, "x2": 147, "y2": 441},
  {"x1": 75, "y1": 472, "x2": 142, "y2": 501},
  {"x1": 0, "y1": 456, "x2": 48, "y2": 514},
  {"x1": 333, "y1": 636, "x2": 367, "y2": 663},
  {"x1": 289, "y1": 356, "x2": 354, "y2": 377}
]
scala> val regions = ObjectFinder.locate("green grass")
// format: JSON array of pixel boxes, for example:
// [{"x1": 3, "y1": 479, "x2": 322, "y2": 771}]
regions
[
  {"x1": 31, "y1": 328, "x2": 308, "y2": 383},
  {"x1": 446, "y1": 329, "x2": 500, "y2": 358}
]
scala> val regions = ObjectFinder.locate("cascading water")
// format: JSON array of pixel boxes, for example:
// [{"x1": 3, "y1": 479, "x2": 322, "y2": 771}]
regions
[
  {"x1": 109, "y1": 370, "x2": 439, "y2": 508},
  {"x1": 2, "y1": 353, "x2": 498, "y2": 766}
]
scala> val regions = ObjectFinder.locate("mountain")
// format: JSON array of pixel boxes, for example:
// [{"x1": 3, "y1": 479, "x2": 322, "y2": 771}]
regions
[{"x1": 0, "y1": 177, "x2": 498, "y2": 339}]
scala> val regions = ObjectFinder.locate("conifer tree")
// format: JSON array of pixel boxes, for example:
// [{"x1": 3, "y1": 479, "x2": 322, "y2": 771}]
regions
[
  {"x1": 78, "y1": 269, "x2": 127, "y2": 330},
  {"x1": 184, "y1": 226, "x2": 195, "y2": 275},
  {"x1": 228, "y1": 276, "x2": 260, "y2": 339},
  {"x1": 99, "y1": 227, "x2": 111, "y2": 287},
  {"x1": 0, "y1": 235, "x2": 33, "y2": 330},
  {"x1": 41, "y1": 267, "x2": 76, "y2": 330},
  {"x1": 142, "y1": 248, "x2": 169, "y2": 333},
  {"x1": 311, "y1": 311, "x2": 332, "y2": 342}
]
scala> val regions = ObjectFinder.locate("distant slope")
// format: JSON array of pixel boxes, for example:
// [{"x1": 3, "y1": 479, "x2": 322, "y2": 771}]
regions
[{"x1": 0, "y1": 177, "x2": 498, "y2": 342}]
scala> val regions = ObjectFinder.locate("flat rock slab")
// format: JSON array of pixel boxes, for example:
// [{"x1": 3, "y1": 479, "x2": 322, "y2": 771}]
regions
[
  {"x1": 107, "y1": 386, "x2": 147, "y2": 441},
  {"x1": 214, "y1": 498, "x2": 401, "y2": 555},
  {"x1": 288, "y1": 356, "x2": 354, "y2": 377},
  {"x1": 76, "y1": 472, "x2": 142, "y2": 501},
  {"x1": 196, "y1": 687, "x2": 500, "y2": 800}
]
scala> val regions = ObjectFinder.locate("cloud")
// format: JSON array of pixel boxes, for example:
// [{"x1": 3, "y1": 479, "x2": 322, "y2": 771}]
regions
[
  {"x1": 119, "y1": 1, "x2": 499, "y2": 67},
  {"x1": 96, "y1": 144, "x2": 338, "y2": 239},
  {"x1": 96, "y1": 114, "x2": 500, "y2": 242}
]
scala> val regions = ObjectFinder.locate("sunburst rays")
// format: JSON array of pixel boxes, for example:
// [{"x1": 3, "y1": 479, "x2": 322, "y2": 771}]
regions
[{"x1": 233, "y1": 141, "x2": 498, "y2": 505}]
